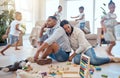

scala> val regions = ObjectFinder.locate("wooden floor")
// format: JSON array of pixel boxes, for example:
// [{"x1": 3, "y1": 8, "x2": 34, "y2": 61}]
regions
[{"x1": 0, "y1": 35, "x2": 120, "y2": 78}]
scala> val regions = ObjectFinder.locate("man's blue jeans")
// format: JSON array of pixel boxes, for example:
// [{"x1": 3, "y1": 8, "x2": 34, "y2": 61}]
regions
[
  {"x1": 49, "y1": 48, "x2": 70, "y2": 62},
  {"x1": 74, "y1": 48, "x2": 110, "y2": 65}
]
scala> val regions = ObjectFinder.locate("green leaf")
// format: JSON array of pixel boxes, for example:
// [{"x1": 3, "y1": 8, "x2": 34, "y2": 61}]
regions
[{"x1": 0, "y1": 0, "x2": 15, "y2": 42}]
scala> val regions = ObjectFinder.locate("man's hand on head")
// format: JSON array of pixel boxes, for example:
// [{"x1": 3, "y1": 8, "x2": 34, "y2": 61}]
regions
[{"x1": 41, "y1": 22, "x2": 48, "y2": 30}]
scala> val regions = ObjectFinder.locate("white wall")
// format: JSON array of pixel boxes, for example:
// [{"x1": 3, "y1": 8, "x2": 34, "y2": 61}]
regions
[
  {"x1": 35, "y1": 0, "x2": 46, "y2": 26},
  {"x1": 38, "y1": 0, "x2": 67, "y2": 24},
  {"x1": 59, "y1": 0, "x2": 67, "y2": 20},
  {"x1": 38, "y1": 0, "x2": 65, "y2": 25}
]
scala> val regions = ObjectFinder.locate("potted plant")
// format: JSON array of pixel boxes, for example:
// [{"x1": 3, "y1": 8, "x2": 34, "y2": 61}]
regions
[
  {"x1": 0, "y1": 0, "x2": 15, "y2": 46},
  {"x1": 100, "y1": 3, "x2": 107, "y2": 19}
]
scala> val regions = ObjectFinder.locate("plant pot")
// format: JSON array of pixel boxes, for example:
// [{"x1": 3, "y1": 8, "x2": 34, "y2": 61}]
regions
[{"x1": 0, "y1": 39, "x2": 7, "y2": 46}]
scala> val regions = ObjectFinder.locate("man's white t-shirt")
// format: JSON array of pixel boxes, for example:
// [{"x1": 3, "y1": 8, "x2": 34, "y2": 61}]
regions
[{"x1": 10, "y1": 20, "x2": 21, "y2": 36}]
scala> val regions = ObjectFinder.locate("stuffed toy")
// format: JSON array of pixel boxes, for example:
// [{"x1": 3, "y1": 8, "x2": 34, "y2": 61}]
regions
[{"x1": 0, "y1": 57, "x2": 35, "y2": 72}]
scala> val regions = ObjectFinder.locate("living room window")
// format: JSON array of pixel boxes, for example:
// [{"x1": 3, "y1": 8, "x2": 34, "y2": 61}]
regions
[
  {"x1": 15, "y1": 0, "x2": 34, "y2": 34},
  {"x1": 46, "y1": 0, "x2": 59, "y2": 20},
  {"x1": 67, "y1": 0, "x2": 120, "y2": 34},
  {"x1": 95, "y1": 0, "x2": 120, "y2": 33},
  {"x1": 66, "y1": 0, "x2": 94, "y2": 33}
]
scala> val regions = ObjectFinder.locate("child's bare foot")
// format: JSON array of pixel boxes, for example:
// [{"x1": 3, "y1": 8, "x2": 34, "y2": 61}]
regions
[
  {"x1": 106, "y1": 49, "x2": 114, "y2": 56},
  {"x1": 15, "y1": 48, "x2": 20, "y2": 50},
  {"x1": 0, "y1": 51, "x2": 5, "y2": 55}
]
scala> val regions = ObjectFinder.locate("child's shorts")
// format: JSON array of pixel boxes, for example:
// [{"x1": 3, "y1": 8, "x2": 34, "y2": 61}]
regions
[
  {"x1": 104, "y1": 28, "x2": 116, "y2": 41},
  {"x1": 80, "y1": 22, "x2": 85, "y2": 30},
  {"x1": 9, "y1": 34, "x2": 19, "y2": 45}
]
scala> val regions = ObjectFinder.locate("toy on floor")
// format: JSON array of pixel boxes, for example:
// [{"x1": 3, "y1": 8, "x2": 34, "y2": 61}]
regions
[
  {"x1": 41, "y1": 72, "x2": 47, "y2": 76},
  {"x1": 48, "y1": 64, "x2": 79, "y2": 78},
  {"x1": 101, "y1": 74, "x2": 108, "y2": 78},
  {"x1": 66, "y1": 62, "x2": 71, "y2": 65},
  {"x1": 22, "y1": 64, "x2": 33, "y2": 72},
  {"x1": 95, "y1": 66, "x2": 101, "y2": 71},
  {"x1": 89, "y1": 65, "x2": 94, "y2": 75},
  {"x1": 0, "y1": 57, "x2": 35, "y2": 72},
  {"x1": 48, "y1": 65, "x2": 62, "y2": 76},
  {"x1": 48, "y1": 64, "x2": 70, "y2": 76},
  {"x1": 79, "y1": 54, "x2": 92, "y2": 78}
]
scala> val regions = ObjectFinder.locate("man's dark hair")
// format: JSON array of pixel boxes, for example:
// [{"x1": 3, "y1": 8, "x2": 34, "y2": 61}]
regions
[
  {"x1": 79, "y1": 6, "x2": 84, "y2": 10},
  {"x1": 48, "y1": 16, "x2": 57, "y2": 21},
  {"x1": 60, "y1": 20, "x2": 69, "y2": 27}
]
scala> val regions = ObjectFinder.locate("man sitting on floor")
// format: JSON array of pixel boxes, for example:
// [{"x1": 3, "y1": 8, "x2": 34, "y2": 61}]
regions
[{"x1": 34, "y1": 16, "x2": 71, "y2": 65}]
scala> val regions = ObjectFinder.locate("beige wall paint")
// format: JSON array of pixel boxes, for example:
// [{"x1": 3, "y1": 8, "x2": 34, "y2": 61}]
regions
[
  {"x1": 33, "y1": 0, "x2": 41, "y2": 22},
  {"x1": 35, "y1": 0, "x2": 46, "y2": 26}
]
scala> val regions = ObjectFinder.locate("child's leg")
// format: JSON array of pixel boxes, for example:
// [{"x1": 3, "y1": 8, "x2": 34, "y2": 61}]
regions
[
  {"x1": 80, "y1": 22, "x2": 85, "y2": 29},
  {"x1": 15, "y1": 40, "x2": 20, "y2": 50},
  {"x1": 11, "y1": 35, "x2": 20, "y2": 50},
  {"x1": 0, "y1": 35, "x2": 14, "y2": 55},
  {"x1": 80, "y1": 22, "x2": 86, "y2": 33},
  {"x1": 0, "y1": 44, "x2": 11, "y2": 55},
  {"x1": 107, "y1": 41, "x2": 116, "y2": 56}
]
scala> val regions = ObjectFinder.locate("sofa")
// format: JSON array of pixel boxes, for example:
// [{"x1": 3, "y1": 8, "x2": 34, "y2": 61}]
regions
[
  {"x1": 69, "y1": 21, "x2": 97, "y2": 46},
  {"x1": 29, "y1": 21, "x2": 42, "y2": 47},
  {"x1": 29, "y1": 26, "x2": 41, "y2": 47}
]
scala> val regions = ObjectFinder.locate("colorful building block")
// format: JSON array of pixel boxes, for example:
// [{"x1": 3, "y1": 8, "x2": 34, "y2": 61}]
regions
[{"x1": 101, "y1": 74, "x2": 108, "y2": 78}]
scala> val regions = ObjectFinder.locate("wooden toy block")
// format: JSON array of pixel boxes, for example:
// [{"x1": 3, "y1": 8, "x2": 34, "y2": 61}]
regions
[
  {"x1": 95, "y1": 66, "x2": 101, "y2": 71},
  {"x1": 101, "y1": 74, "x2": 108, "y2": 78}
]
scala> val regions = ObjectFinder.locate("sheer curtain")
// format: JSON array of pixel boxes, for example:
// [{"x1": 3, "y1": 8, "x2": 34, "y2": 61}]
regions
[
  {"x1": 46, "y1": 0, "x2": 59, "y2": 19},
  {"x1": 15, "y1": 0, "x2": 34, "y2": 34}
]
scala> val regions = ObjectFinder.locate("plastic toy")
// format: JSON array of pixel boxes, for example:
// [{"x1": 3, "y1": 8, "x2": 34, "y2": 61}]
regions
[{"x1": 101, "y1": 74, "x2": 108, "y2": 78}]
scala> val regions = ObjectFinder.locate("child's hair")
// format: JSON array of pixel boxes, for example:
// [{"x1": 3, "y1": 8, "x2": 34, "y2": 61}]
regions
[
  {"x1": 58, "y1": 5, "x2": 62, "y2": 9},
  {"x1": 108, "y1": 1, "x2": 115, "y2": 6},
  {"x1": 79, "y1": 6, "x2": 84, "y2": 10},
  {"x1": 15, "y1": 12, "x2": 21, "y2": 16},
  {"x1": 14, "y1": 12, "x2": 21, "y2": 19}
]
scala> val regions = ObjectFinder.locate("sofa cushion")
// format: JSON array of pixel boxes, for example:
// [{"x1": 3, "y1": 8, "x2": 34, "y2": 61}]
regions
[
  {"x1": 84, "y1": 27, "x2": 90, "y2": 34},
  {"x1": 85, "y1": 34, "x2": 97, "y2": 40}
]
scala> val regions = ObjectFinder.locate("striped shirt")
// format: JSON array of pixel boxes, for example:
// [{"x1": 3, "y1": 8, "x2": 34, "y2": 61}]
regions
[{"x1": 44, "y1": 25, "x2": 71, "y2": 52}]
